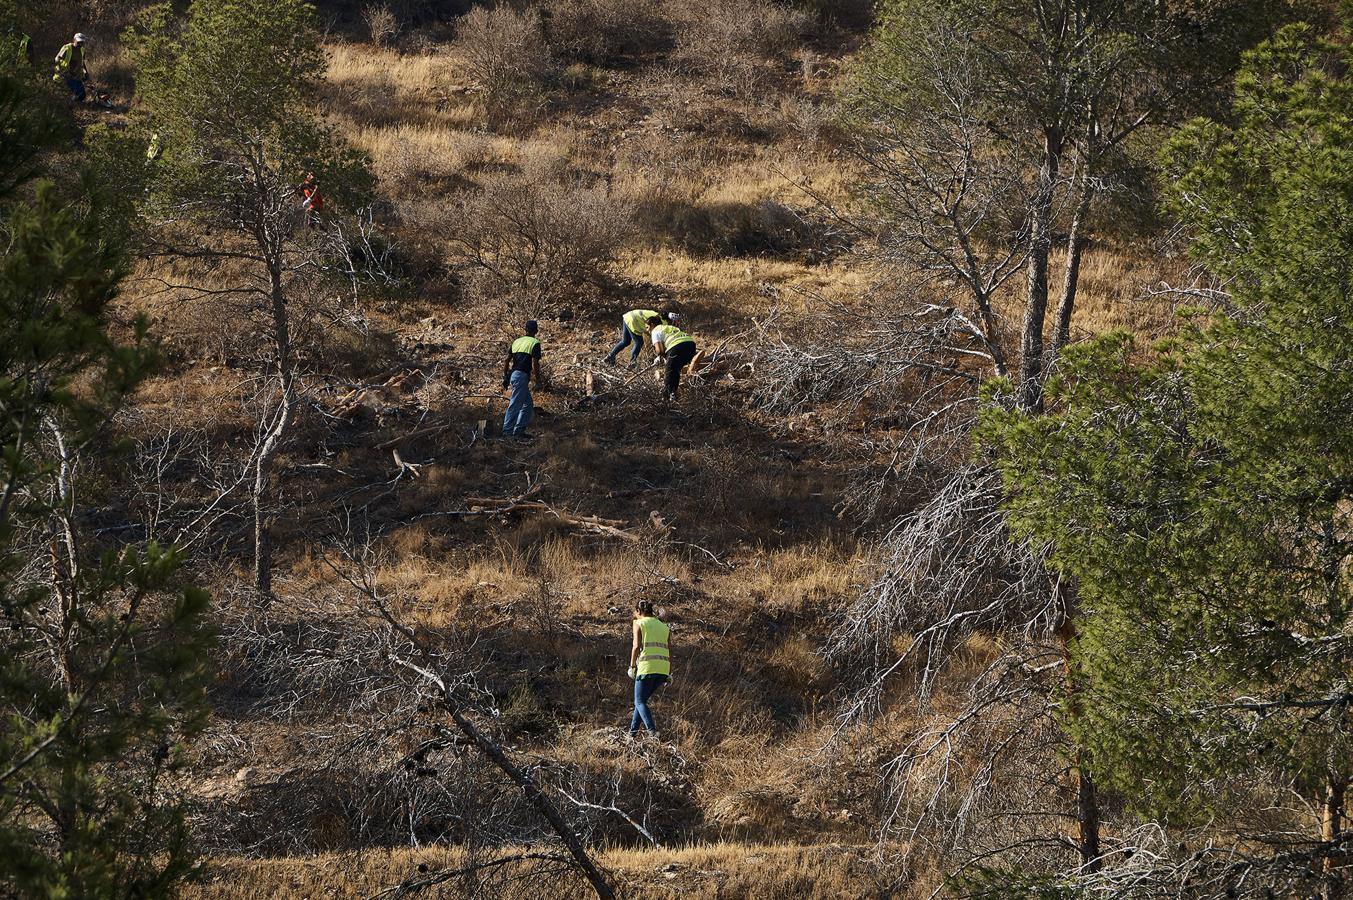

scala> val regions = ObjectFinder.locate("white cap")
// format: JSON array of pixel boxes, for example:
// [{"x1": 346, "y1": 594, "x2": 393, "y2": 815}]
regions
[{"x1": 73, "y1": 33, "x2": 87, "y2": 43}]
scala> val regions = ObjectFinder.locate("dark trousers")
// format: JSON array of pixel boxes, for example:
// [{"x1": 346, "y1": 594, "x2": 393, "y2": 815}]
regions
[
  {"x1": 664, "y1": 342, "x2": 697, "y2": 398},
  {"x1": 629, "y1": 674, "x2": 668, "y2": 734},
  {"x1": 606, "y1": 324, "x2": 645, "y2": 363},
  {"x1": 65, "y1": 78, "x2": 85, "y2": 102}
]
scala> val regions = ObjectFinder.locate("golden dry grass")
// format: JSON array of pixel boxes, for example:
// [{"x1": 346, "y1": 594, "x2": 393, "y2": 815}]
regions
[
  {"x1": 113, "y1": 27, "x2": 1194, "y2": 898},
  {"x1": 618, "y1": 249, "x2": 867, "y2": 312},
  {"x1": 1061, "y1": 243, "x2": 1191, "y2": 340},
  {"x1": 187, "y1": 841, "x2": 884, "y2": 899}
]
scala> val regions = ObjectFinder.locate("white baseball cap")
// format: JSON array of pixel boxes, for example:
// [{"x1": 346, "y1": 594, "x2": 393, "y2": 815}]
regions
[{"x1": 73, "y1": 33, "x2": 87, "y2": 43}]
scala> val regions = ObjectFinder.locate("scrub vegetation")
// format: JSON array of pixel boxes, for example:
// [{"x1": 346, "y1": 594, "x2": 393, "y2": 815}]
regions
[{"x1": 1, "y1": 1, "x2": 1348, "y2": 898}]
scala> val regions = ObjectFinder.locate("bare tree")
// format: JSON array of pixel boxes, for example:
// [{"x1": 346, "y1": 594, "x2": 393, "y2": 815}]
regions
[{"x1": 128, "y1": 0, "x2": 375, "y2": 597}]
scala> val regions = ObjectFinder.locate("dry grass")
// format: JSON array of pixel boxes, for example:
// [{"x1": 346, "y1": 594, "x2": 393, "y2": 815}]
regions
[
  {"x1": 372, "y1": 533, "x2": 696, "y2": 628},
  {"x1": 618, "y1": 249, "x2": 866, "y2": 314},
  {"x1": 101, "y1": 13, "x2": 1196, "y2": 892},
  {"x1": 186, "y1": 842, "x2": 884, "y2": 899},
  {"x1": 1060, "y1": 244, "x2": 1190, "y2": 341},
  {"x1": 728, "y1": 542, "x2": 857, "y2": 614},
  {"x1": 325, "y1": 43, "x2": 471, "y2": 128},
  {"x1": 355, "y1": 124, "x2": 495, "y2": 194}
]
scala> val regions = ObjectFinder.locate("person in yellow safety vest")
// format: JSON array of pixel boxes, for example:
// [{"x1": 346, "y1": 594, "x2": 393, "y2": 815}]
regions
[
  {"x1": 651, "y1": 319, "x2": 697, "y2": 403},
  {"x1": 501, "y1": 319, "x2": 544, "y2": 440},
  {"x1": 604, "y1": 309, "x2": 675, "y2": 366},
  {"x1": 53, "y1": 33, "x2": 90, "y2": 103},
  {"x1": 627, "y1": 599, "x2": 670, "y2": 738}
]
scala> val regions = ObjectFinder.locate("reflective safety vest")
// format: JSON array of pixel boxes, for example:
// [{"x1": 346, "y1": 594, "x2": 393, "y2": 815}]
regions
[
  {"x1": 652, "y1": 324, "x2": 693, "y2": 351},
  {"x1": 511, "y1": 336, "x2": 541, "y2": 355},
  {"x1": 623, "y1": 309, "x2": 660, "y2": 335},
  {"x1": 54, "y1": 43, "x2": 84, "y2": 80},
  {"x1": 636, "y1": 616, "x2": 670, "y2": 676}
]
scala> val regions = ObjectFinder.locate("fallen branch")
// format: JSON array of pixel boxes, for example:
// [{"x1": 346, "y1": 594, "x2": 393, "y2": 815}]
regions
[
  {"x1": 375, "y1": 419, "x2": 454, "y2": 452},
  {"x1": 326, "y1": 552, "x2": 617, "y2": 900},
  {"x1": 557, "y1": 786, "x2": 661, "y2": 848},
  {"x1": 375, "y1": 852, "x2": 576, "y2": 898},
  {"x1": 416, "y1": 485, "x2": 642, "y2": 541}
]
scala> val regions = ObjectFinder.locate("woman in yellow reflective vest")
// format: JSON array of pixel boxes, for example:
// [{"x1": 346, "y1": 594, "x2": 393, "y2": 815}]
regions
[{"x1": 627, "y1": 600, "x2": 671, "y2": 738}]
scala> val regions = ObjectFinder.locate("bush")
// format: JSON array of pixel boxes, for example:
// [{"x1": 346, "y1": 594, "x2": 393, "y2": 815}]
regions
[
  {"x1": 638, "y1": 194, "x2": 821, "y2": 258},
  {"x1": 671, "y1": 0, "x2": 812, "y2": 96},
  {"x1": 546, "y1": 0, "x2": 672, "y2": 66},
  {"x1": 454, "y1": 4, "x2": 555, "y2": 123},
  {"x1": 362, "y1": 3, "x2": 399, "y2": 46},
  {"x1": 447, "y1": 153, "x2": 633, "y2": 312}
]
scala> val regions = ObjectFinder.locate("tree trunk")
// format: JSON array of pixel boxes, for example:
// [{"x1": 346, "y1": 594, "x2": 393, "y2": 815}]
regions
[
  {"x1": 253, "y1": 265, "x2": 294, "y2": 600},
  {"x1": 1321, "y1": 769, "x2": 1347, "y2": 900},
  {"x1": 1051, "y1": 168, "x2": 1094, "y2": 360},
  {"x1": 1019, "y1": 133, "x2": 1062, "y2": 411},
  {"x1": 1057, "y1": 608, "x2": 1102, "y2": 874},
  {"x1": 1075, "y1": 755, "x2": 1101, "y2": 873}
]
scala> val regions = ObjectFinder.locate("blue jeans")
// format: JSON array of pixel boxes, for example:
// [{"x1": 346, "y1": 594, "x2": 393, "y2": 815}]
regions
[
  {"x1": 629, "y1": 674, "x2": 667, "y2": 735},
  {"x1": 65, "y1": 78, "x2": 85, "y2": 102},
  {"x1": 606, "y1": 324, "x2": 644, "y2": 364},
  {"x1": 502, "y1": 371, "x2": 533, "y2": 436}
]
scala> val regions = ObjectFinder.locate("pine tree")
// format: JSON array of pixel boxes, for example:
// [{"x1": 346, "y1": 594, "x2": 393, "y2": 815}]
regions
[
  {"x1": 0, "y1": 46, "x2": 211, "y2": 899},
  {"x1": 984, "y1": 21, "x2": 1353, "y2": 894}
]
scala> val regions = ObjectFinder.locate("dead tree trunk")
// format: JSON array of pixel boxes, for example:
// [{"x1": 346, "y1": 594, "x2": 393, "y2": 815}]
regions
[
  {"x1": 432, "y1": 683, "x2": 616, "y2": 900},
  {"x1": 253, "y1": 263, "x2": 295, "y2": 599},
  {"x1": 1074, "y1": 754, "x2": 1101, "y2": 874},
  {"x1": 339, "y1": 552, "x2": 617, "y2": 900},
  {"x1": 379, "y1": 648, "x2": 616, "y2": 898}
]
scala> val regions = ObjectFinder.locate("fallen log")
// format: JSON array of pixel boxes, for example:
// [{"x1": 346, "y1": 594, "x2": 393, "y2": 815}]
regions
[{"x1": 418, "y1": 485, "x2": 639, "y2": 541}]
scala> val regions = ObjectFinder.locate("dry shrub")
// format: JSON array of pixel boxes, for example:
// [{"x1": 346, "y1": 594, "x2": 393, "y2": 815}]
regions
[
  {"x1": 361, "y1": 3, "x2": 400, "y2": 47},
  {"x1": 671, "y1": 0, "x2": 812, "y2": 96},
  {"x1": 446, "y1": 153, "x2": 633, "y2": 312},
  {"x1": 546, "y1": 0, "x2": 672, "y2": 66},
  {"x1": 638, "y1": 194, "x2": 819, "y2": 258},
  {"x1": 455, "y1": 4, "x2": 556, "y2": 123}
]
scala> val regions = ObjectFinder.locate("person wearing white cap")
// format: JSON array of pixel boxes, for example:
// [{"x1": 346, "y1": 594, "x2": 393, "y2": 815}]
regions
[{"x1": 53, "y1": 33, "x2": 90, "y2": 102}]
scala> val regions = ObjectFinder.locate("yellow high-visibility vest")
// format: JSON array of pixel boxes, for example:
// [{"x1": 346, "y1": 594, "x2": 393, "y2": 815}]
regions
[
  {"x1": 652, "y1": 324, "x2": 693, "y2": 351},
  {"x1": 54, "y1": 43, "x2": 84, "y2": 80},
  {"x1": 511, "y1": 336, "x2": 540, "y2": 355},
  {"x1": 636, "y1": 616, "x2": 670, "y2": 676},
  {"x1": 623, "y1": 309, "x2": 660, "y2": 335}
]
